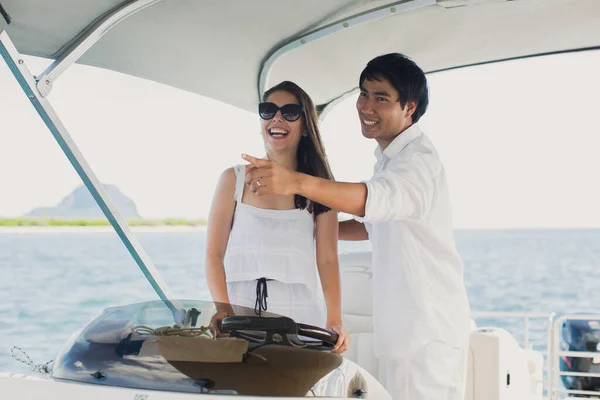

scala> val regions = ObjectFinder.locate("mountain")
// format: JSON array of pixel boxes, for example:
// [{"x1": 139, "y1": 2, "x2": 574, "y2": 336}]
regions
[{"x1": 26, "y1": 184, "x2": 142, "y2": 219}]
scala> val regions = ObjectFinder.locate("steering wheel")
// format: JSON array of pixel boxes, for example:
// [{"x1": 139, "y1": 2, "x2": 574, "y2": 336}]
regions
[{"x1": 219, "y1": 316, "x2": 338, "y2": 351}]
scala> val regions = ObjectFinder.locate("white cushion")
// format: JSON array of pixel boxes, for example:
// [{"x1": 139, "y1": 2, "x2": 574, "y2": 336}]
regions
[
  {"x1": 339, "y1": 251, "x2": 381, "y2": 380},
  {"x1": 339, "y1": 251, "x2": 373, "y2": 316}
]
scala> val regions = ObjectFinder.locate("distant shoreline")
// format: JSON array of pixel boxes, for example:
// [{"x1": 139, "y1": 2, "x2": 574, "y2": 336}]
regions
[
  {"x1": 1, "y1": 225, "x2": 599, "y2": 234},
  {"x1": 0, "y1": 218, "x2": 208, "y2": 233},
  {"x1": 0, "y1": 225, "x2": 207, "y2": 233},
  {"x1": 0, "y1": 218, "x2": 598, "y2": 233},
  {"x1": 0, "y1": 218, "x2": 206, "y2": 226}
]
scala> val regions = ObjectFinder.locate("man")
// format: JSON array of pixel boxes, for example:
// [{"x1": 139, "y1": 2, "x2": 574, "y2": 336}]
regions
[{"x1": 242, "y1": 53, "x2": 470, "y2": 400}]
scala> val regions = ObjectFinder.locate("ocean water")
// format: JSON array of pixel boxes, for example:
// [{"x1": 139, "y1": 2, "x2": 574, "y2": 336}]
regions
[{"x1": 1, "y1": 228, "x2": 600, "y2": 374}]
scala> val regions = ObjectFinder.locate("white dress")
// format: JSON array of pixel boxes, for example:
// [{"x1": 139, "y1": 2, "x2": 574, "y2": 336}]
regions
[{"x1": 223, "y1": 165, "x2": 325, "y2": 328}]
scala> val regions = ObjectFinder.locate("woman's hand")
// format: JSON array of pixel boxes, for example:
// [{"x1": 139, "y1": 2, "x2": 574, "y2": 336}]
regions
[
  {"x1": 327, "y1": 323, "x2": 350, "y2": 354},
  {"x1": 210, "y1": 303, "x2": 235, "y2": 338}
]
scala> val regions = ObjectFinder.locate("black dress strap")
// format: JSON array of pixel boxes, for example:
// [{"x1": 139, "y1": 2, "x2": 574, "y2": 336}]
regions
[{"x1": 254, "y1": 277, "x2": 273, "y2": 316}]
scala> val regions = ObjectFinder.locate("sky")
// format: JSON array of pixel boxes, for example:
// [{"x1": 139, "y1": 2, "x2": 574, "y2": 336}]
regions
[{"x1": 1, "y1": 50, "x2": 599, "y2": 229}]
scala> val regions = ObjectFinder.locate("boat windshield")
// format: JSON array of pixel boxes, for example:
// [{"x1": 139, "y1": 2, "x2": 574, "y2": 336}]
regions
[{"x1": 51, "y1": 300, "x2": 344, "y2": 397}]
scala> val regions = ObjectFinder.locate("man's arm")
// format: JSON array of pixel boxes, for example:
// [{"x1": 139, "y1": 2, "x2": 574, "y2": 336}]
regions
[
  {"x1": 298, "y1": 175, "x2": 368, "y2": 217},
  {"x1": 339, "y1": 219, "x2": 368, "y2": 241},
  {"x1": 244, "y1": 152, "x2": 438, "y2": 223},
  {"x1": 242, "y1": 154, "x2": 368, "y2": 217}
]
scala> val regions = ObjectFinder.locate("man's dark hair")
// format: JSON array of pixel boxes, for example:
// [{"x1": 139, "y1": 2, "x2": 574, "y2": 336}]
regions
[{"x1": 359, "y1": 53, "x2": 429, "y2": 123}]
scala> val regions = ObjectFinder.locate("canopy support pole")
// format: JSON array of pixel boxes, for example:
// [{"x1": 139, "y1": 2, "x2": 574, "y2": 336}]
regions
[
  {"x1": 0, "y1": 30, "x2": 186, "y2": 325},
  {"x1": 36, "y1": 0, "x2": 163, "y2": 97}
]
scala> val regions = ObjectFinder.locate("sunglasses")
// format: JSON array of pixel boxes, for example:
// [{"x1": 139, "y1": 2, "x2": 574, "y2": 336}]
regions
[{"x1": 258, "y1": 102, "x2": 303, "y2": 122}]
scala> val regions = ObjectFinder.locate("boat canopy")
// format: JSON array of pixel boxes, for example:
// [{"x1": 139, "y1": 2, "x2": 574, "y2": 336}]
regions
[{"x1": 2, "y1": 0, "x2": 599, "y2": 112}]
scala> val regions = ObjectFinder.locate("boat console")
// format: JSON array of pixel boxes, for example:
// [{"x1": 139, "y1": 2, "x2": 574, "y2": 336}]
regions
[{"x1": 50, "y1": 300, "x2": 367, "y2": 397}]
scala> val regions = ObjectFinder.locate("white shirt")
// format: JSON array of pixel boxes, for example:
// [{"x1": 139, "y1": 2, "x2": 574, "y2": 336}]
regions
[{"x1": 356, "y1": 124, "x2": 470, "y2": 359}]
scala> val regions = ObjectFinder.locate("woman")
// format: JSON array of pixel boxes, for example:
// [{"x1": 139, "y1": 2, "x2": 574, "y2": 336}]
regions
[{"x1": 205, "y1": 81, "x2": 349, "y2": 353}]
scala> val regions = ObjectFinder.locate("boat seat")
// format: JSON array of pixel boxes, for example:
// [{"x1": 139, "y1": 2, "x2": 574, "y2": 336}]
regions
[
  {"x1": 465, "y1": 327, "x2": 544, "y2": 400},
  {"x1": 339, "y1": 251, "x2": 383, "y2": 380}
]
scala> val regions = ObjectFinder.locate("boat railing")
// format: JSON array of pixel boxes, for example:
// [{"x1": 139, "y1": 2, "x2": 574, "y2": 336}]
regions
[
  {"x1": 471, "y1": 311, "x2": 600, "y2": 399},
  {"x1": 471, "y1": 311, "x2": 553, "y2": 349},
  {"x1": 549, "y1": 314, "x2": 600, "y2": 399}
]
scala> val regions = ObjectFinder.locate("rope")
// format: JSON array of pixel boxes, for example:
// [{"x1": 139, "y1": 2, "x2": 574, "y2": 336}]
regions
[
  {"x1": 132, "y1": 324, "x2": 216, "y2": 339},
  {"x1": 9, "y1": 346, "x2": 53, "y2": 374}
]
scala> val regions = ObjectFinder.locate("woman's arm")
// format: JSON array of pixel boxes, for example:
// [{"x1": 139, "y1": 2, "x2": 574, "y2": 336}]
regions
[
  {"x1": 205, "y1": 168, "x2": 237, "y2": 304},
  {"x1": 315, "y1": 209, "x2": 350, "y2": 353}
]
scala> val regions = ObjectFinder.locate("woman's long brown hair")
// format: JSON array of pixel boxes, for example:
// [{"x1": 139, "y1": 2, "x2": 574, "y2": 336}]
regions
[{"x1": 263, "y1": 81, "x2": 334, "y2": 217}]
